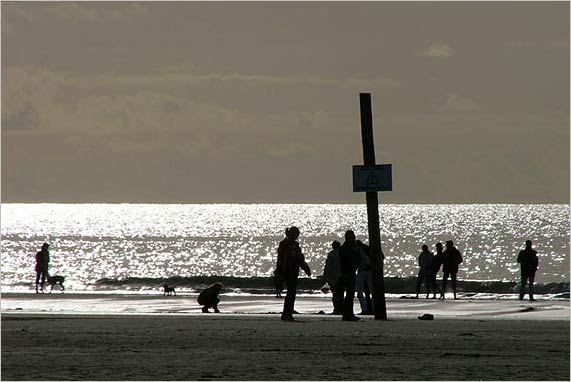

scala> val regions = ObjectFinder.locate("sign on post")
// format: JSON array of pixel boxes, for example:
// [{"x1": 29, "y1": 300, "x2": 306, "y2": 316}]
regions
[{"x1": 352, "y1": 164, "x2": 392, "y2": 192}]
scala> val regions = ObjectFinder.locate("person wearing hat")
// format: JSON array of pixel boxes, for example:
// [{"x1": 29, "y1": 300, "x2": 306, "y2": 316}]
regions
[
  {"x1": 35, "y1": 243, "x2": 50, "y2": 293},
  {"x1": 517, "y1": 240, "x2": 539, "y2": 301}
]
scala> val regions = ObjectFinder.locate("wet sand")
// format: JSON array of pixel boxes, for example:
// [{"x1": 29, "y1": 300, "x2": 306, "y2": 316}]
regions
[{"x1": 1, "y1": 294, "x2": 570, "y2": 380}]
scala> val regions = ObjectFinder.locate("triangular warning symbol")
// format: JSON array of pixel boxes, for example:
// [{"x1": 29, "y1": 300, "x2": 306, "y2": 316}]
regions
[{"x1": 366, "y1": 171, "x2": 379, "y2": 185}]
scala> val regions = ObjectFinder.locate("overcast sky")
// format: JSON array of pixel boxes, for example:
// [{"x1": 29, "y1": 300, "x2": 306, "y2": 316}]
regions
[{"x1": 2, "y1": 1, "x2": 569, "y2": 203}]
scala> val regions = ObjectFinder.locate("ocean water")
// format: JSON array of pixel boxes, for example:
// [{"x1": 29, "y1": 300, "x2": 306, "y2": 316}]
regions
[{"x1": 1, "y1": 204, "x2": 569, "y2": 294}]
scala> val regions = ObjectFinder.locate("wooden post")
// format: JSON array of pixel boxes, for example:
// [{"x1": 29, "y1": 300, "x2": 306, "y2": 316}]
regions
[{"x1": 359, "y1": 93, "x2": 387, "y2": 320}]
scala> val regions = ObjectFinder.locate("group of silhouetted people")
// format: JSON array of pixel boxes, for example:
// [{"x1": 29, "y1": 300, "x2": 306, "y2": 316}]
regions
[
  {"x1": 275, "y1": 227, "x2": 383, "y2": 321},
  {"x1": 273, "y1": 228, "x2": 542, "y2": 321},
  {"x1": 415, "y1": 240, "x2": 463, "y2": 299},
  {"x1": 32, "y1": 234, "x2": 540, "y2": 317},
  {"x1": 414, "y1": 239, "x2": 539, "y2": 301}
]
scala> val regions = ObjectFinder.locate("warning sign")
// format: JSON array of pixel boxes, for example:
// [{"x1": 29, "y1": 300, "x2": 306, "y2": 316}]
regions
[{"x1": 353, "y1": 164, "x2": 392, "y2": 192}]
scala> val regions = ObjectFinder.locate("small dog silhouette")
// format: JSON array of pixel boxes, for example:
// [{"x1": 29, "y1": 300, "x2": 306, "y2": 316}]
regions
[
  {"x1": 163, "y1": 284, "x2": 176, "y2": 296},
  {"x1": 47, "y1": 275, "x2": 65, "y2": 292}
]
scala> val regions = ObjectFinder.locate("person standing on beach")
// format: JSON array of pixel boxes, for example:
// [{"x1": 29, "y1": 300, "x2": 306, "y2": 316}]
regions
[
  {"x1": 415, "y1": 245, "x2": 433, "y2": 299},
  {"x1": 355, "y1": 240, "x2": 373, "y2": 314},
  {"x1": 197, "y1": 282, "x2": 223, "y2": 313},
  {"x1": 442, "y1": 240, "x2": 463, "y2": 299},
  {"x1": 275, "y1": 226, "x2": 311, "y2": 321},
  {"x1": 338, "y1": 230, "x2": 361, "y2": 321},
  {"x1": 431, "y1": 243, "x2": 445, "y2": 299},
  {"x1": 323, "y1": 240, "x2": 343, "y2": 315},
  {"x1": 35, "y1": 243, "x2": 50, "y2": 293},
  {"x1": 517, "y1": 240, "x2": 539, "y2": 301}
]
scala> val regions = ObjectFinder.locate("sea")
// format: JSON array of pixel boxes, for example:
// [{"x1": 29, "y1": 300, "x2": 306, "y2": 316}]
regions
[{"x1": 1, "y1": 203, "x2": 569, "y2": 298}]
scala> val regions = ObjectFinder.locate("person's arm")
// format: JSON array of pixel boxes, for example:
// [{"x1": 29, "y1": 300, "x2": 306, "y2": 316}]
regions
[
  {"x1": 324, "y1": 254, "x2": 331, "y2": 282},
  {"x1": 532, "y1": 252, "x2": 539, "y2": 270},
  {"x1": 275, "y1": 243, "x2": 285, "y2": 276},
  {"x1": 298, "y1": 250, "x2": 311, "y2": 276},
  {"x1": 517, "y1": 251, "x2": 523, "y2": 264},
  {"x1": 359, "y1": 249, "x2": 371, "y2": 269}
]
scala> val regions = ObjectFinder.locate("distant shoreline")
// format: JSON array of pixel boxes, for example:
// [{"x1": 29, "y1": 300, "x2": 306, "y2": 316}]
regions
[{"x1": 3, "y1": 275, "x2": 569, "y2": 297}]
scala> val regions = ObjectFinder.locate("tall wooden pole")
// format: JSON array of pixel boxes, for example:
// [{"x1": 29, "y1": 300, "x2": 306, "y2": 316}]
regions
[{"x1": 359, "y1": 93, "x2": 387, "y2": 320}]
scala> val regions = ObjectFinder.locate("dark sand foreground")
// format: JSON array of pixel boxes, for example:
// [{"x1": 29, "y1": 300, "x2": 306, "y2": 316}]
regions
[{"x1": 2, "y1": 311, "x2": 569, "y2": 381}]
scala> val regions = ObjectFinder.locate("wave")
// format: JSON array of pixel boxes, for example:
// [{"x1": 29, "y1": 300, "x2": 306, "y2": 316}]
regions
[{"x1": 93, "y1": 276, "x2": 570, "y2": 296}]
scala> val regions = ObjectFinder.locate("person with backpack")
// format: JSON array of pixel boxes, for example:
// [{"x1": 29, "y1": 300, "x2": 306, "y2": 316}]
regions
[
  {"x1": 442, "y1": 240, "x2": 463, "y2": 299},
  {"x1": 274, "y1": 226, "x2": 311, "y2": 321}
]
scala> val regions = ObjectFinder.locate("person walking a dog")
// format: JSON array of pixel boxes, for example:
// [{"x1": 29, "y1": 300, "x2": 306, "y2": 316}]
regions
[
  {"x1": 35, "y1": 243, "x2": 50, "y2": 293},
  {"x1": 274, "y1": 226, "x2": 311, "y2": 321},
  {"x1": 197, "y1": 282, "x2": 223, "y2": 313}
]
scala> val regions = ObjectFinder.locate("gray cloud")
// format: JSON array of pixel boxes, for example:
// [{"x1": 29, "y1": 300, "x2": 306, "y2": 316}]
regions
[
  {"x1": 439, "y1": 93, "x2": 480, "y2": 112},
  {"x1": 5, "y1": 2, "x2": 148, "y2": 23},
  {"x1": 420, "y1": 43, "x2": 455, "y2": 58}
]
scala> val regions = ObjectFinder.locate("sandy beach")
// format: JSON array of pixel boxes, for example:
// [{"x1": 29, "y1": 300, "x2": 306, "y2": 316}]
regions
[{"x1": 1, "y1": 294, "x2": 569, "y2": 380}]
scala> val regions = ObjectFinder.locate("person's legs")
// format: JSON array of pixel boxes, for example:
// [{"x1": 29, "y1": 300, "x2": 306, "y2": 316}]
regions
[
  {"x1": 528, "y1": 273, "x2": 536, "y2": 301},
  {"x1": 364, "y1": 271, "x2": 374, "y2": 313},
  {"x1": 282, "y1": 273, "x2": 298, "y2": 319},
  {"x1": 442, "y1": 272, "x2": 449, "y2": 297},
  {"x1": 519, "y1": 274, "x2": 529, "y2": 300},
  {"x1": 355, "y1": 272, "x2": 367, "y2": 313},
  {"x1": 331, "y1": 282, "x2": 343, "y2": 314},
  {"x1": 212, "y1": 297, "x2": 221, "y2": 313},
  {"x1": 451, "y1": 273, "x2": 457, "y2": 299},
  {"x1": 424, "y1": 274, "x2": 432, "y2": 298},
  {"x1": 415, "y1": 271, "x2": 424, "y2": 298},
  {"x1": 35, "y1": 270, "x2": 41, "y2": 293},
  {"x1": 431, "y1": 274, "x2": 443, "y2": 298},
  {"x1": 39, "y1": 269, "x2": 47, "y2": 292},
  {"x1": 342, "y1": 274, "x2": 357, "y2": 320}
]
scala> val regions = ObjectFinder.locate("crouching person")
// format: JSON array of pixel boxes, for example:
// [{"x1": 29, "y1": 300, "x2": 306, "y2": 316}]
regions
[{"x1": 197, "y1": 282, "x2": 223, "y2": 313}]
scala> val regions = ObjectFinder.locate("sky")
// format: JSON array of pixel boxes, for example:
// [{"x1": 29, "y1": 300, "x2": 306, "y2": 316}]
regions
[{"x1": 2, "y1": 1, "x2": 569, "y2": 204}]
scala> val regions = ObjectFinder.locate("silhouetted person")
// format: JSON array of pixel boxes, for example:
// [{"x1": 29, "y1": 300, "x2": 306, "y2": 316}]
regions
[
  {"x1": 324, "y1": 240, "x2": 342, "y2": 315},
  {"x1": 442, "y1": 240, "x2": 463, "y2": 299},
  {"x1": 35, "y1": 243, "x2": 50, "y2": 294},
  {"x1": 197, "y1": 282, "x2": 223, "y2": 313},
  {"x1": 338, "y1": 230, "x2": 361, "y2": 321},
  {"x1": 355, "y1": 240, "x2": 373, "y2": 314},
  {"x1": 431, "y1": 243, "x2": 444, "y2": 299},
  {"x1": 275, "y1": 226, "x2": 311, "y2": 321},
  {"x1": 415, "y1": 245, "x2": 433, "y2": 299},
  {"x1": 517, "y1": 240, "x2": 539, "y2": 301}
]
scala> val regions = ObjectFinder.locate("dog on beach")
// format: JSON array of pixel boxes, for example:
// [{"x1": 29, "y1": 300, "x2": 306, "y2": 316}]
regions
[
  {"x1": 46, "y1": 275, "x2": 66, "y2": 292},
  {"x1": 163, "y1": 284, "x2": 176, "y2": 296}
]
